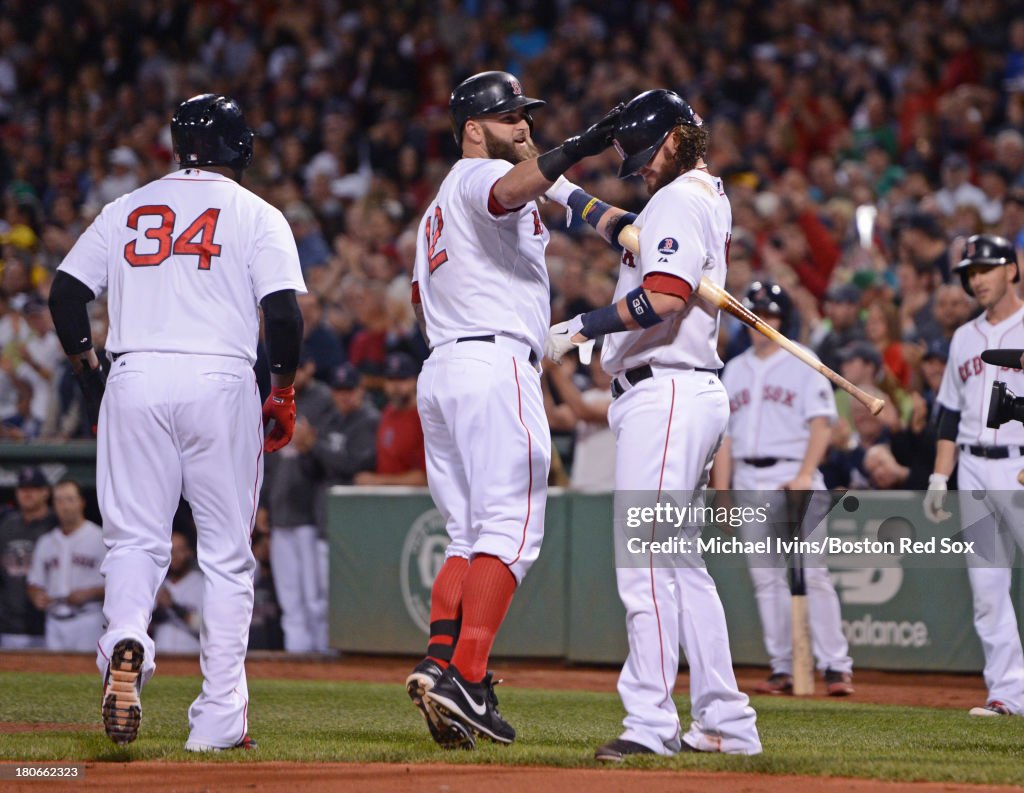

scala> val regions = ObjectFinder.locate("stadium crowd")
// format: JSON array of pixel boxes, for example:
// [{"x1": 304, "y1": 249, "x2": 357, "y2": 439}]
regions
[{"x1": 0, "y1": 0, "x2": 1023, "y2": 650}]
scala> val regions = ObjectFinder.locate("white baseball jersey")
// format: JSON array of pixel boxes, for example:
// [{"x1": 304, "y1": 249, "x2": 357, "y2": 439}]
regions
[
  {"x1": 721, "y1": 345, "x2": 837, "y2": 460},
  {"x1": 153, "y1": 569, "x2": 203, "y2": 654},
  {"x1": 937, "y1": 305, "x2": 1024, "y2": 446},
  {"x1": 27, "y1": 521, "x2": 105, "y2": 615},
  {"x1": 602, "y1": 169, "x2": 728, "y2": 375},
  {"x1": 57, "y1": 168, "x2": 306, "y2": 364},
  {"x1": 412, "y1": 158, "x2": 550, "y2": 357}
]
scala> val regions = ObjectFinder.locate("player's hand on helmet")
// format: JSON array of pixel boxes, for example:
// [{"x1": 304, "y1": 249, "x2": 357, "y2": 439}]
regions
[
  {"x1": 262, "y1": 385, "x2": 296, "y2": 453},
  {"x1": 562, "y1": 103, "x2": 626, "y2": 160},
  {"x1": 546, "y1": 314, "x2": 595, "y2": 365},
  {"x1": 923, "y1": 473, "x2": 952, "y2": 523}
]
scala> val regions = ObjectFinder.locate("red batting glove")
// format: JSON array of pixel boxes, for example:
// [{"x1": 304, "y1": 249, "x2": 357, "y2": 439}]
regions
[{"x1": 262, "y1": 385, "x2": 296, "y2": 453}]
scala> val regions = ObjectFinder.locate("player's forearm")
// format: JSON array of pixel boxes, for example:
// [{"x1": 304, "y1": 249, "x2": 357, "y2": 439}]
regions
[
  {"x1": 575, "y1": 289, "x2": 687, "y2": 342},
  {"x1": 932, "y1": 439, "x2": 957, "y2": 478},
  {"x1": 492, "y1": 158, "x2": 554, "y2": 209},
  {"x1": 261, "y1": 289, "x2": 303, "y2": 388},
  {"x1": 550, "y1": 182, "x2": 636, "y2": 247},
  {"x1": 798, "y1": 417, "x2": 831, "y2": 479}
]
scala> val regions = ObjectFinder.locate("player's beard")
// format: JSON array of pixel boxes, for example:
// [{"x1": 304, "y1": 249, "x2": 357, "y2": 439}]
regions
[{"x1": 482, "y1": 128, "x2": 537, "y2": 165}]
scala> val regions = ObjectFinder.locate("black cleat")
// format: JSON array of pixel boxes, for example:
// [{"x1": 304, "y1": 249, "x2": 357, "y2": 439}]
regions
[
  {"x1": 405, "y1": 658, "x2": 476, "y2": 750},
  {"x1": 102, "y1": 639, "x2": 144, "y2": 746},
  {"x1": 425, "y1": 664, "x2": 515, "y2": 745},
  {"x1": 595, "y1": 738, "x2": 656, "y2": 762}
]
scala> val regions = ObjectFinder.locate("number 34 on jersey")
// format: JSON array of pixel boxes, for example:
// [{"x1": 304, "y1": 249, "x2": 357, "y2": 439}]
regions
[{"x1": 124, "y1": 205, "x2": 222, "y2": 270}]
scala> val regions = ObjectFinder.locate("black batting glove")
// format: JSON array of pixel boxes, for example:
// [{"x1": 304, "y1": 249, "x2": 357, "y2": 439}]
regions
[
  {"x1": 537, "y1": 104, "x2": 626, "y2": 181},
  {"x1": 562, "y1": 103, "x2": 626, "y2": 160}
]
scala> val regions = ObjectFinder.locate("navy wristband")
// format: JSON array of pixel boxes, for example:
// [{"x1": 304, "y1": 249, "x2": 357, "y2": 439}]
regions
[
  {"x1": 625, "y1": 286, "x2": 662, "y2": 328},
  {"x1": 580, "y1": 303, "x2": 627, "y2": 338},
  {"x1": 609, "y1": 212, "x2": 638, "y2": 250}
]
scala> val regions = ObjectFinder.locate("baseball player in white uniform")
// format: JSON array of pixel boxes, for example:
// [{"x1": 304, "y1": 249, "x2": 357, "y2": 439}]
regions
[
  {"x1": 546, "y1": 89, "x2": 761, "y2": 760},
  {"x1": 152, "y1": 532, "x2": 203, "y2": 655},
  {"x1": 26, "y1": 480, "x2": 106, "y2": 652},
  {"x1": 48, "y1": 94, "x2": 306, "y2": 749},
  {"x1": 713, "y1": 281, "x2": 854, "y2": 696},
  {"x1": 926, "y1": 233, "x2": 1024, "y2": 716},
  {"x1": 405, "y1": 70, "x2": 622, "y2": 750}
]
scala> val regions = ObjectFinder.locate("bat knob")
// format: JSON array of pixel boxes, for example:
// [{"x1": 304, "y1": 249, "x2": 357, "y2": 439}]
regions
[{"x1": 869, "y1": 398, "x2": 885, "y2": 416}]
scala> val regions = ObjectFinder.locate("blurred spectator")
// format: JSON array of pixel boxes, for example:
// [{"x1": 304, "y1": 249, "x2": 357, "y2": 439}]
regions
[
  {"x1": 931, "y1": 284, "x2": 975, "y2": 344},
  {"x1": 297, "y1": 293, "x2": 345, "y2": 384},
  {"x1": 354, "y1": 352, "x2": 426, "y2": 486},
  {"x1": 919, "y1": 338, "x2": 950, "y2": 418},
  {"x1": 814, "y1": 284, "x2": 865, "y2": 374},
  {"x1": 286, "y1": 201, "x2": 332, "y2": 272},
  {"x1": 864, "y1": 301, "x2": 912, "y2": 388},
  {"x1": 544, "y1": 357, "x2": 615, "y2": 492},
  {"x1": 316, "y1": 364, "x2": 379, "y2": 485},
  {"x1": 25, "y1": 480, "x2": 104, "y2": 651},
  {"x1": 248, "y1": 526, "x2": 283, "y2": 651},
  {"x1": 0, "y1": 466, "x2": 56, "y2": 648},
  {"x1": 823, "y1": 387, "x2": 900, "y2": 489},
  {"x1": 262, "y1": 354, "x2": 335, "y2": 653},
  {"x1": 934, "y1": 153, "x2": 986, "y2": 217},
  {"x1": 152, "y1": 531, "x2": 203, "y2": 655}
]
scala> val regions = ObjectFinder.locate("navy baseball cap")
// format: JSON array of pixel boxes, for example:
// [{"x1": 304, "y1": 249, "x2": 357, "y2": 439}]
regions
[
  {"x1": 17, "y1": 465, "x2": 48, "y2": 488},
  {"x1": 923, "y1": 338, "x2": 950, "y2": 362},
  {"x1": 383, "y1": 353, "x2": 419, "y2": 380},
  {"x1": 839, "y1": 341, "x2": 882, "y2": 368},
  {"x1": 330, "y1": 363, "x2": 361, "y2": 390},
  {"x1": 825, "y1": 283, "x2": 861, "y2": 304}
]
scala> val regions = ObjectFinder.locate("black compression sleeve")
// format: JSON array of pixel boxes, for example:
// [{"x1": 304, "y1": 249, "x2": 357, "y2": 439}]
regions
[
  {"x1": 260, "y1": 289, "x2": 304, "y2": 376},
  {"x1": 48, "y1": 271, "x2": 96, "y2": 355},
  {"x1": 936, "y1": 406, "x2": 961, "y2": 441}
]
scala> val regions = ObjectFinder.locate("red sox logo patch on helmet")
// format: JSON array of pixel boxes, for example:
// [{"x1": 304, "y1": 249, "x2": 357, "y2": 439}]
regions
[
  {"x1": 658, "y1": 237, "x2": 679, "y2": 255},
  {"x1": 510, "y1": 78, "x2": 523, "y2": 96}
]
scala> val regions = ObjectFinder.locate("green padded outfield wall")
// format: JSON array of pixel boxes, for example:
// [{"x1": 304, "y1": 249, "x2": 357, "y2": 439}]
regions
[{"x1": 326, "y1": 487, "x2": 1014, "y2": 672}]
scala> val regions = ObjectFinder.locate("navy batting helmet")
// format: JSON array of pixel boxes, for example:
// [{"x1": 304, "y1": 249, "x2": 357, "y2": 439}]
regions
[
  {"x1": 171, "y1": 94, "x2": 255, "y2": 171},
  {"x1": 953, "y1": 234, "x2": 1019, "y2": 297},
  {"x1": 613, "y1": 89, "x2": 703, "y2": 177},
  {"x1": 449, "y1": 71, "x2": 545, "y2": 147},
  {"x1": 744, "y1": 280, "x2": 793, "y2": 327}
]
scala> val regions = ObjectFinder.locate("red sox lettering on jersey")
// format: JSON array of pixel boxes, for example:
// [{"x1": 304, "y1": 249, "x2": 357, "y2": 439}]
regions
[{"x1": 721, "y1": 345, "x2": 837, "y2": 462}]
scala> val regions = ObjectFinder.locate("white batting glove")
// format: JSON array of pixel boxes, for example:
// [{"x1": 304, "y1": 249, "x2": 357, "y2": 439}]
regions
[
  {"x1": 923, "y1": 473, "x2": 952, "y2": 523},
  {"x1": 545, "y1": 174, "x2": 581, "y2": 206},
  {"x1": 546, "y1": 314, "x2": 595, "y2": 364}
]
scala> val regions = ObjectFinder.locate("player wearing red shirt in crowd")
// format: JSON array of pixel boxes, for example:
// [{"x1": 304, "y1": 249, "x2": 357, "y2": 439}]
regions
[{"x1": 354, "y1": 353, "x2": 427, "y2": 485}]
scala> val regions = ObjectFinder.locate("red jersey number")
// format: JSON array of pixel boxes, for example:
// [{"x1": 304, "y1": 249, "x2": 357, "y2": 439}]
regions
[
  {"x1": 425, "y1": 206, "x2": 449, "y2": 274},
  {"x1": 124, "y1": 206, "x2": 222, "y2": 270}
]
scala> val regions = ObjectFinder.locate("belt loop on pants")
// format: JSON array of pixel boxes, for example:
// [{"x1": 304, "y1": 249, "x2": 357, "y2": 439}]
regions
[
  {"x1": 959, "y1": 443, "x2": 1023, "y2": 459},
  {"x1": 611, "y1": 364, "x2": 718, "y2": 399},
  {"x1": 456, "y1": 334, "x2": 538, "y2": 366}
]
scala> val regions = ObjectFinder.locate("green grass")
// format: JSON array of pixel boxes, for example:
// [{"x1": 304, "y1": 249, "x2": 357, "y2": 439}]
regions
[{"x1": 1, "y1": 672, "x2": 1023, "y2": 784}]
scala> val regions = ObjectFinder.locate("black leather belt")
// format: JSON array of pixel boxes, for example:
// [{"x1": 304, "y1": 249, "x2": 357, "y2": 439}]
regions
[
  {"x1": 111, "y1": 352, "x2": 125, "y2": 361},
  {"x1": 959, "y1": 444, "x2": 1024, "y2": 459},
  {"x1": 611, "y1": 364, "x2": 718, "y2": 399},
  {"x1": 740, "y1": 457, "x2": 800, "y2": 468},
  {"x1": 457, "y1": 335, "x2": 538, "y2": 365}
]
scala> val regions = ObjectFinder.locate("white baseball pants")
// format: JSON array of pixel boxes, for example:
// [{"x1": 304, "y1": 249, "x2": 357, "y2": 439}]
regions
[
  {"x1": 957, "y1": 452, "x2": 1024, "y2": 712},
  {"x1": 610, "y1": 370, "x2": 761, "y2": 755},
  {"x1": 417, "y1": 337, "x2": 549, "y2": 584},
  {"x1": 95, "y1": 352, "x2": 263, "y2": 748},
  {"x1": 270, "y1": 523, "x2": 327, "y2": 653}
]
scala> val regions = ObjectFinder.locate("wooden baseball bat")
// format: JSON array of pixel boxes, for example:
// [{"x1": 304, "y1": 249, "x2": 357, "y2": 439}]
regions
[
  {"x1": 618, "y1": 225, "x2": 885, "y2": 416},
  {"x1": 785, "y1": 489, "x2": 814, "y2": 696}
]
